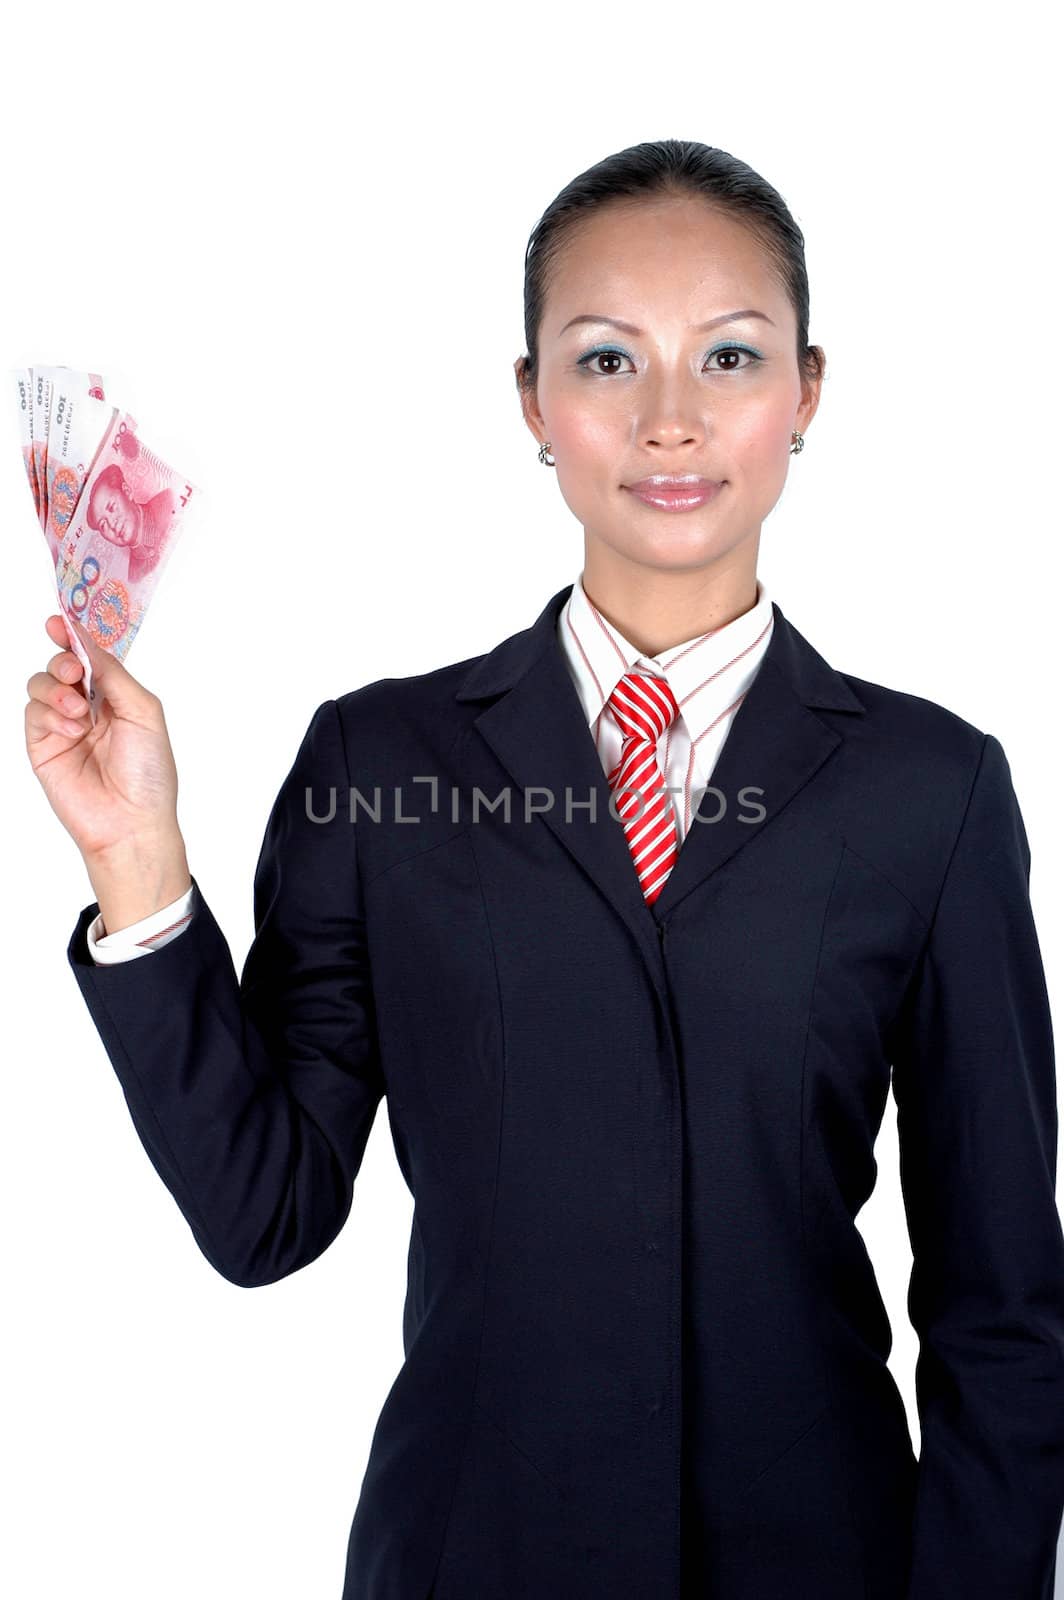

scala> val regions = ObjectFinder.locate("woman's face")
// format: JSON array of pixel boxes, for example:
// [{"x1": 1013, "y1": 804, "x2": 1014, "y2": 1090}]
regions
[{"x1": 517, "y1": 196, "x2": 822, "y2": 577}]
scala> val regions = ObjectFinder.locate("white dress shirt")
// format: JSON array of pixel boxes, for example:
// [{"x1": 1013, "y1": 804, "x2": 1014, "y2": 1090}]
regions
[
  {"x1": 86, "y1": 573, "x2": 774, "y2": 965},
  {"x1": 557, "y1": 572, "x2": 773, "y2": 842}
]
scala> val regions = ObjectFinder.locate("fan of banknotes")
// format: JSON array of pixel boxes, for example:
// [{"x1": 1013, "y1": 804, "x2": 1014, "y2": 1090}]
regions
[{"x1": 13, "y1": 365, "x2": 200, "y2": 726}]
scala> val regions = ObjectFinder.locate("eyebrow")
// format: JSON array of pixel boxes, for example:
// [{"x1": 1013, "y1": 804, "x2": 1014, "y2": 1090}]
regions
[{"x1": 558, "y1": 309, "x2": 775, "y2": 337}]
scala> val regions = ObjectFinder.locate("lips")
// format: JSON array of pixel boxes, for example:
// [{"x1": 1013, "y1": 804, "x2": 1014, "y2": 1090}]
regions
[
  {"x1": 624, "y1": 477, "x2": 724, "y2": 512},
  {"x1": 626, "y1": 475, "x2": 721, "y2": 491}
]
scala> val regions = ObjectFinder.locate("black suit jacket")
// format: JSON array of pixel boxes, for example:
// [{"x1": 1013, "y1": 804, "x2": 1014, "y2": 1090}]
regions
[{"x1": 68, "y1": 584, "x2": 1064, "y2": 1599}]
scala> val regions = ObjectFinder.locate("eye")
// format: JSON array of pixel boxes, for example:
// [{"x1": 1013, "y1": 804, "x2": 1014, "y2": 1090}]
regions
[
  {"x1": 707, "y1": 345, "x2": 762, "y2": 371},
  {"x1": 576, "y1": 347, "x2": 635, "y2": 376},
  {"x1": 575, "y1": 343, "x2": 763, "y2": 377}
]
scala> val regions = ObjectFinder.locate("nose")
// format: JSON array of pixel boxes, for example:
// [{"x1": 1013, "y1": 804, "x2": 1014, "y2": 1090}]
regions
[
  {"x1": 643, "y1": 419, "x2": 704, "y2": 451},
  {"x1": 639, "y1": 384, "x2": 708, "y2": 451}
]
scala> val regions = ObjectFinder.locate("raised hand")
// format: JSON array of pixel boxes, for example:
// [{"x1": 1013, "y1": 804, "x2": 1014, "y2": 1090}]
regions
[{"x1": 25, "y1": 612, "x2": 185, "y2": 865}]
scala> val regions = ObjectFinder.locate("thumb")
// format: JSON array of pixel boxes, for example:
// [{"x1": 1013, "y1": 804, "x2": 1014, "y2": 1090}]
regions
[{"x1": 66, "y1": 613, "x2": 149, "y2": 716}]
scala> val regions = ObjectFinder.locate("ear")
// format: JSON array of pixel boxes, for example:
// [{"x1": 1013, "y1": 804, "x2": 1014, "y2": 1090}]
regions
[
  {"x1": 795, "y1": 348, "x2": 826, "y2": 436},
  {"x1": 514, "y1": 355, "x2": 547, "y2": 444}
]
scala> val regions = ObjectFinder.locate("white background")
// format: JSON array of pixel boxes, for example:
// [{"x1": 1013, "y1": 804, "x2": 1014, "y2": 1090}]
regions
[{"x1": 2, "y1": 2, "x2": 1061, "y2": 1594}]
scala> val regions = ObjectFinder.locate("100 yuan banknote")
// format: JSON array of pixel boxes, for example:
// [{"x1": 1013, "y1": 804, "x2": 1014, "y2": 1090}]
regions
[
  {"x1": 15, "y1": 366, "x2": 107, "y2": 533},
  {"x1": 54, "y1": 408, "x2": 199, "y2": 722}
]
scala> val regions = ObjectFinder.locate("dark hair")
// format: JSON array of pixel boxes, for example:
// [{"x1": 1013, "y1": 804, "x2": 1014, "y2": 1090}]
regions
[{"x1": 516, "y1": 138, "x2": 825, "y2": 397}]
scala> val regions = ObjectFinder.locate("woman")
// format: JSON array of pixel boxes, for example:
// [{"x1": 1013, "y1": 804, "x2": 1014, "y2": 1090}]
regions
[{"x1": 24, "y1": 139, "x2": 1064, "y2": 1599}]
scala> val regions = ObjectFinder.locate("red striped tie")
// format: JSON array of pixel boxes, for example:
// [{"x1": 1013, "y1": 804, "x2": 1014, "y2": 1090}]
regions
[{"x1": 605, "y1": 670, "x2": 681, "y2": 905}]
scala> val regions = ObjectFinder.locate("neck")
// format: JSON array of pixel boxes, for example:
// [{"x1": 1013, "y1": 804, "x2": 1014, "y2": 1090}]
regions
[{"x1": 580, "y1": 542, "x2": 761, "y2": 659}]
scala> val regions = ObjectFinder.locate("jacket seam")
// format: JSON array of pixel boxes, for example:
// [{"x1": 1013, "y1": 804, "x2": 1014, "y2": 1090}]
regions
[
  {"x1": 362, "y1": 825, "x2": 473, "y2": 889},
  {"x1": 469, "y1": 1398, "x2": 567, "y2": 1497},
  {"x1": 834, "y1": 839, "x2": 931, "y2": 933},
  {"x1": 345, "y1": 716, "x2": 470, "y2": 891},
  {"x1": 798, "y1": 835, "x2": 871, "y2": 1594},
  {"x1": 799, "y1": 837, "x2": 847, "y2": 1252},
  {"x1": 423, "y1": 820, "x2": 509, "y2": 1594},
  {"x1": 883, "y1": 731, "x2": 990, "y2": 1057},
  {"x1": 736, "y1": 1400, "x2": 831, "y2": 1496},
  {"x1": 918, "y1": 730, "x2": 990, "y2": 946}
]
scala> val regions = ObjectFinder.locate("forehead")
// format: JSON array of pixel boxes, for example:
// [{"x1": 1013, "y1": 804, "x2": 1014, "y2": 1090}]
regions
[{"x1": 545, "y1": 197, "x2": 787, "y2": 331}]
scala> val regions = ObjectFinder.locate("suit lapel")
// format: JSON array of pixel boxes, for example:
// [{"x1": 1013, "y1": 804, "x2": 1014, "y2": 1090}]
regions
[{"x1": 455, "y1": 584, "x2": 865, "y2": 1002}]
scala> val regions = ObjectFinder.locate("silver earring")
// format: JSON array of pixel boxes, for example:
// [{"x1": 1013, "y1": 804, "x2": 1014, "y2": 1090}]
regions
[{"x1": 538, "y1": 439, "x2": 555, "y2": 466}]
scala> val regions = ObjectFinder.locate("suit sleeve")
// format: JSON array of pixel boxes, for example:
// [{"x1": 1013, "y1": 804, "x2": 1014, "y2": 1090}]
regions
[
  {"x1": 888, "y1": 731, "x2": 1064, "y2": 1597},
  {"x1": 66, "y1": 697, "x2": 386, "y2": 1288}
]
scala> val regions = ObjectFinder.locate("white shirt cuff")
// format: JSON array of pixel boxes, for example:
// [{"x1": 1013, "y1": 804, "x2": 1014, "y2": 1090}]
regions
[{"x1": 87, "y1": 883, "x2": 196, "y2": 965}]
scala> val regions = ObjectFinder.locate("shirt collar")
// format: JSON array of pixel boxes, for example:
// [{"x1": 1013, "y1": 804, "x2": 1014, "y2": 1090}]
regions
[{"x1": 557, "y1": 571, "x2": 775, "y2": 747}]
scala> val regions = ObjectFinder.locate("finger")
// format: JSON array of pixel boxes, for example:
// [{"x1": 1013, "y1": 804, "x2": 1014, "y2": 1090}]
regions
[
  {"x1": 65, "y1": 612, "x2": 153, "y2": 719},
  {"x1": 45, "y1": 614, "x2": 84, "y2": 666},
  {"x1": 45, "y1": 613, "x2": 73, "y2": 645},
  {"x1": 25, "y1": 698, "x2": 89, "y2": 742},
  {"x1": 26, "y1": 669, "x2": 90, "y2": 719},
  {"x1": 47, "y1": 649, "x2": 83, "y2": 683},
  {"x1": 48, "y1": 611, "x2": 93, "y2": 660}
]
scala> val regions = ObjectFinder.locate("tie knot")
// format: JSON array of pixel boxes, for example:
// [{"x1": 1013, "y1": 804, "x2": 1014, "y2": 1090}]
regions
[{"x1": 606, "y1": 670, "x2": 680, "y2": 745}]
